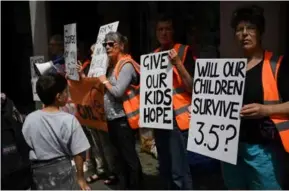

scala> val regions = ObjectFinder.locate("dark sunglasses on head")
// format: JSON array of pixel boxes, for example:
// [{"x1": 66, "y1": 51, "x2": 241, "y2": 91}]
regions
[{"x1": 102, "y1": 42, "x2": 115, "y2": 47}]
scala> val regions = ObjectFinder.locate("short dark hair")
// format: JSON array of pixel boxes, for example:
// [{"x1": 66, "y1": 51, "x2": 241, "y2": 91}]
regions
[
  {"x1": 36, "y1": 73, "x2": 67, "y2": 105},
  {"x1": 50, "y1": 34, "x2": 63, "y2": 44},
  {"x1": 156, "y1": 13, "x2": 176, "y2": 30},
  {"x1": 231, "y1": 5, "x2": 265, "y2": 34}
]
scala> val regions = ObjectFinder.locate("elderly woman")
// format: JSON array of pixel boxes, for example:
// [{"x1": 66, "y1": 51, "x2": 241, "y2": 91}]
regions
[
  {"x1": 221, "y1": 5, "x2": 289, "y2": 189},
  {"x1": 76, "y1": 44, "x2": 118, "y2": 186},
  {"x1": 97, "y1": 32, "x2": 143, "y2": 189}
]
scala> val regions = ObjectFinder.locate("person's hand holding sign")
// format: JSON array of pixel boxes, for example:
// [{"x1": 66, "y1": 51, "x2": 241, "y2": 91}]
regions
[
  {"x1": 76, "y1": 60, "x2": 86, "y2": 79},
  {"x1": 98, "y1": 75, "x2": 107, "y2": 83},
  {"x1": 168, "y1": 49, "x2": 193, "y2": 93},
  {"x1": 168, "y1": 49, "x2": 182, "y2": 66},
  {"x1": 76, "y1": 61, "x2": 82, "y2": 73},
  {"x1": 240, "y1": 103, "x2": 270, "y2": 118},
  {"x1": 65, "y1": 61, "x2": 85, "y2": 80}
]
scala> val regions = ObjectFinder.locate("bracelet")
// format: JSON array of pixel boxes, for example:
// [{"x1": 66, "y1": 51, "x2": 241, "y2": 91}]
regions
[{"x1": 102, "y1": 80, "x2": 109, "y2": 84}]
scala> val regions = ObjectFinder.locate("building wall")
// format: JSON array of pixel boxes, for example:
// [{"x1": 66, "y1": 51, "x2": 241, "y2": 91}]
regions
[
  {"x1": 29, "y1": 1, "x2": 49, "y2": 59},
  {"x1": 1, "y1": 1, "x2": 35, "y2": 114}
]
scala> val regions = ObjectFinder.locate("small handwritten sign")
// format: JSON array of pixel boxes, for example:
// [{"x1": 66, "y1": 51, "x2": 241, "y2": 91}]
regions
[
  {"x1": 88, "y1": 21, "x2": 119, "y2": 77},
  {"x1": 64, "y1": 23, "x2": 79, "y2": 81}
]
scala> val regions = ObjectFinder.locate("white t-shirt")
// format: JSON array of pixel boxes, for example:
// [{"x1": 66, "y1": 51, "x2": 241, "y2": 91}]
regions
[{"x1": 22, "y1": 110, "x2": 90, "y2": 161}]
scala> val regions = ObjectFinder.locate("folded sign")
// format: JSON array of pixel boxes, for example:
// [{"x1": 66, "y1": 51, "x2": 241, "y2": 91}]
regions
[{"x1": 68, "y1": 78, "x2": 107, "y2": 131}]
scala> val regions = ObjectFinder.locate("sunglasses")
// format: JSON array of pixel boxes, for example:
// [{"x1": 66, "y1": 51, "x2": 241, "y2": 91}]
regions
[{"x1": 102, "y1": 42, "x2": 115, "y2": 47}]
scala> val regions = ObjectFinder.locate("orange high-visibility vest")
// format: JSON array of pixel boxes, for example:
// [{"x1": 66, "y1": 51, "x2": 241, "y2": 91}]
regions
[
  {"x1": 114, "y1": 55, "x2": 141, "y2": 129},
  {"x1": 81, "y1": 59, "x2": 91, "y2": 71},
  {"x1": 262, "y1": 50, "x2": 289, "y2": 153},
  {"x1": 154, "y1": 43, "x2": 192, "y2": 130}
]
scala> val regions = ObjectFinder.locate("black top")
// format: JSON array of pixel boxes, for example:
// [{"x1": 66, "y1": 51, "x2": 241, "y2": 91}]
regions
[
  {"x1": 240, "y1": 53, "x2": 289, "y2": 144},
  {"x1": 183, "y1": 47, "x2": 196, "y2": 78}
]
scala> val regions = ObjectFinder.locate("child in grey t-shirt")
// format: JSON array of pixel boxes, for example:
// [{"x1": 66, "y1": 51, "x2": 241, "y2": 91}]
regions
[{"x1": 22, "y1": 73, "x2": 91, "y2": 190}]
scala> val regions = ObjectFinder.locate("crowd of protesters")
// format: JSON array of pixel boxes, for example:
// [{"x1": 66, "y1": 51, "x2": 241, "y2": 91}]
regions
[{"x1": 2, "y1": 5, "x2": 289, "y2": 190}]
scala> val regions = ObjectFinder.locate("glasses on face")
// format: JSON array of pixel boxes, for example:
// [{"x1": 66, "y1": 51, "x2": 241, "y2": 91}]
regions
[
  {"x1": 102, "y1": 42, "x2": 115, "y2": 48},
  {"x1": 236, "y1": 24, "x2": 257, "y2": 35}
]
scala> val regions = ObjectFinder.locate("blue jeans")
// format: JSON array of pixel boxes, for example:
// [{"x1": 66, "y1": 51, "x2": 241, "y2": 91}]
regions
[
  {"x1": 154, "y1": 121, "x2": 192, "y2": 190},
  {"x1": 222, "y1": 142, "x2": 287, "y2": 190}
]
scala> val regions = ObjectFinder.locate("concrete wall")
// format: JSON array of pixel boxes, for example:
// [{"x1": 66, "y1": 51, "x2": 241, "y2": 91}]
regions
[
  {"x1": 220, "y1": 1, "x2": 287, "y2": 58},
  {"x1": 29, "y1": 1, "x2": 50, "y2": 109},
  {"x1": 29, "y1": 1, "x2": 49, "y2": 59}
]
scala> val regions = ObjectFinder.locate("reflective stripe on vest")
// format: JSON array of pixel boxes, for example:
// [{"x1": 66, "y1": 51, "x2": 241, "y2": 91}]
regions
[
  {"x1": 114, "y1": 55, "x2": 140, "y2": 129},
  {"x1": 262, "y1": 50, "x2": 289, "y2": 152},
  {"x1": 268, "y1": 54, "x2": 280, "y2": 79},
  {"x1": 174, "y1": 104, "x2": 190, "y2": 116},
  {"x1": 264, "y1": 100, "x2": 282, "y2": 105},
  {"x1": 174, "y1": 87, "x2": 186, "y2": 95},
  {"x1": 276, "y1": 121, "x2": 289, "y2": 131},
  {"x1": 178, "y1": 44, "x2": 187, "y2": 63},
  {"x1": 126, "y1": 109, "x2": 139, "y2": 118}
]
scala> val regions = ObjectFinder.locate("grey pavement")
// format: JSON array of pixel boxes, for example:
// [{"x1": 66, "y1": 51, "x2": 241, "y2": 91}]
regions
[
  {"x1": 86, "y1": 142, "x2": 226, "y2": 190},
  {"x1": 87, "y1": 142, "x2": 161, "y2": 190}
]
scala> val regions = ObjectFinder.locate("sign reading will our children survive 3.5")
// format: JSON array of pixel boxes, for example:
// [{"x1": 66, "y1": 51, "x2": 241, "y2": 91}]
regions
[
  {"x1": 88, "y1": 21, "x2": 119, "y2": 77},
  {"x1": 187, "y1": 59, "x2": 247, "y2": 165},
  {"x1": 140, "y1": 51, "x2": 173, "y2": 130},
  {"x1": 64, "y1": 23, "x2": 79, "y2": 81},
  {"x1": 30, "y1": 56, "x2": 45, "y2": 101}
]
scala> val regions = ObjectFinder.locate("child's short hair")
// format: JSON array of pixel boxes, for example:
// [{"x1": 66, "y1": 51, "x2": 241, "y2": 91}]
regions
[
  {"x1": 36, "y1": 73, "x2": 67, "y2": 105},
  {"x1": 156, "y1": 13, "x2": 176, "y2": 31}
]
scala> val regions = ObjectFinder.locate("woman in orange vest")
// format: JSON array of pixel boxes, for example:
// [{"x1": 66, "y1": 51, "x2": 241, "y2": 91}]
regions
[
  {"x1": 97, "y1": 31, "x2": 143, "y2": 189},
  {"x1": 152, "y1": 14, "x2": 197, "y2": 190},
  {"x1": 76, "y1": 43, "x2": 119, "y2": 186},
  {"x1": 222, "y1": 5, "x2": 289, "y2": 189}
]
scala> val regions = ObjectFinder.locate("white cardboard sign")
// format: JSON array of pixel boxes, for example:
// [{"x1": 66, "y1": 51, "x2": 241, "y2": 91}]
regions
[
  {"x1": 30, "y1": 56, "x2": 45, "y2": 101},
  {"x1": 187, "y1": 59, "x2": 247, "y2": 165},
  {"x1": 64, "y1": 23, "x2": 79, "y2": 81},
  {"x1": 139, "y1": 51, "x2": 173, "y2": 130},
  {"x1": 88, "y1": 21, "x2": 119, "y2": 77}
]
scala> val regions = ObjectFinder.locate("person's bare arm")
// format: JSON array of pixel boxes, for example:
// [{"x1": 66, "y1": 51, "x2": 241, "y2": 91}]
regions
[
  {"x1": 69, "y1": 117, "x2": 91, "y2": 190},
  {"x1": 76, "y1": 61, "x2": 86, "y2": 78},
  {"x1": 169, "y1": 49, "x2": 193, "y2": 93},
  {"x1": 98, "y1": 63, "x2": 135, "y2": 98},
  {"x1": 240, "y1": 102, "x2": 289, "y2": 118},
  {"x1": 74, "y1": 153, "x2": 91, "y2": 190}
]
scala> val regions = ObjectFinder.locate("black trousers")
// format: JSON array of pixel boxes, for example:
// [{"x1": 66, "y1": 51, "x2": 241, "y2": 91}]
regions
[{"x1": 107, "y1": 117, "x2": 143, "y2": 190}]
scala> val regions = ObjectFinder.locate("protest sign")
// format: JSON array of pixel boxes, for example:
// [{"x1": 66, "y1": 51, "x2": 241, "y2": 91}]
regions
[
  {"x1": 187, "y1": 59, "x2": 247, "y2": 165},
  {"x1": 139, "y1": 51, "x2": 173, "y2": 130},
  {"x1": 88, "y1": 21, "x2": 119, "y2": 77},
  {"x1": 68, "y1": 78, "x2": 107, "y2": 132},
  {"x1": 30, "y1": 56, "x2": 45, "y2": 101},
  {"x1": 64, "y1": 23, "x2": 79, "y2": 81}
]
